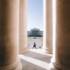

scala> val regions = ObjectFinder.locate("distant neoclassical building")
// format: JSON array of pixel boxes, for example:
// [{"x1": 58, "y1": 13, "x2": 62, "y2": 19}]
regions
[
  {"x1": 28, "y1": 28, "x2": 43, "y2": 37},
  {"x1": 27, "y1": 28, "x2": 43, "y2": 48}
]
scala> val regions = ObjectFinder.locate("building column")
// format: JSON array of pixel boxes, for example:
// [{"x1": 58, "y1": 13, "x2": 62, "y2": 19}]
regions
[
  {"x1": 19, "y1": 0, "x2": 28, "y2": 54},
  {"x1": 46, "y1": 0, "x2": 53, "y2": 54},
  {"x1": 52, "y1": 0, "x2": 70, "y2": 70},
  {"x1": 0, "y1": 0, "x2": 21, "y2": 70}
]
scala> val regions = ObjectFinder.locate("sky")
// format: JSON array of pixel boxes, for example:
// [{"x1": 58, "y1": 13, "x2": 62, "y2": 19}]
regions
[{"x1": 27, "y1": 0, "x2": 43, "y2": 31}]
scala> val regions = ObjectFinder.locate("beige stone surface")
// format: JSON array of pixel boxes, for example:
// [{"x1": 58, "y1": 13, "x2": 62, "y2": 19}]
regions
[
  {"x1": 0, "y1": 0, "x2": 21, "y2": 70},
  {"x1": 20, "y1": 49, "x2": 52, "y2": 70},
  {"x1": 19, "y1": 0, "x2": 28, "y2": 54},
  {"x1": 46, "y1": 0, "x2": 53, "y2": 54},
  {"x1": 54, "y1": 0, "x2": 70, "y2": 70}
]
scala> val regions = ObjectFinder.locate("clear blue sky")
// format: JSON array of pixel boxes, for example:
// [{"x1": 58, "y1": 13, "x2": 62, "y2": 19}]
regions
[{"x1": 27, "y1": 0, "x2": 43, "y2": 31}]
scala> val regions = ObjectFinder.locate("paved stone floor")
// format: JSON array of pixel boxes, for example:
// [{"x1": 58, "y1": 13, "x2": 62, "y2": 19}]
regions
[{"x1": 20, "y1": 49, "x2": 52, "y2": 70}]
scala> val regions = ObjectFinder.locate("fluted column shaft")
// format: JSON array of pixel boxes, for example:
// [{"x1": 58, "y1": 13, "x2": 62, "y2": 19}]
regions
[
  {"x1": 55, "y1": 0, "x2": 70, "y2": 70},
  {"x1": 0, "y1": 0, "x2": 21, "y2": 70},
  {"x1": 46, "y1": 0, "x2": 53, "y2": 54},
  {"x1": 19, "y1": 0, "x2": 28, "y2": 54}
]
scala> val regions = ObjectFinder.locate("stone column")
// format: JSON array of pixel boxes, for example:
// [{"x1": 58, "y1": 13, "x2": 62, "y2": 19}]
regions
[
  {"x1": 19, "y1": 0, "x2": 28, "y2": 54},
  {"x1": 0, "y1": 0, "x2": 21, "y2": 70},
  {"x1": 46, "y1": 0, "x2": 53, "y2": 54},
  {"x1": 53, "y1": 0, "x2": 70, "y2": 70}
]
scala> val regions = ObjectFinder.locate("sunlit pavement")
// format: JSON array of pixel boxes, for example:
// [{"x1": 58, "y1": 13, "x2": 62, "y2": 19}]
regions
[{"x1": 19, "y1": 49, "x2": 53, "y2": 70}]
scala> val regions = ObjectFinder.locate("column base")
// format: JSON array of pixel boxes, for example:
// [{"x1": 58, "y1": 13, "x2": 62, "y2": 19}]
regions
[
  {"x1": 0, "y1": 60, "x2": 22, "y2": 70},
  {"x1": 49, "y1": 62, "x2": 62, "y2": 70},
  {"x1": 19, "y1": 47, "x2": 28, "y2": 54}
]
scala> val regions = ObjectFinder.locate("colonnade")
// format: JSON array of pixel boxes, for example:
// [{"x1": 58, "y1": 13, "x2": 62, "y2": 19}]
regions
[
  {"x1": 0, "y1": 0, "x2": 27, "y2": 70},
  {"x1": 0, "y1": 0, "x2": 70, "y2": 70},
  {"x1": 47, "y1": 0, "x2": 70, "y2": 70}
]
